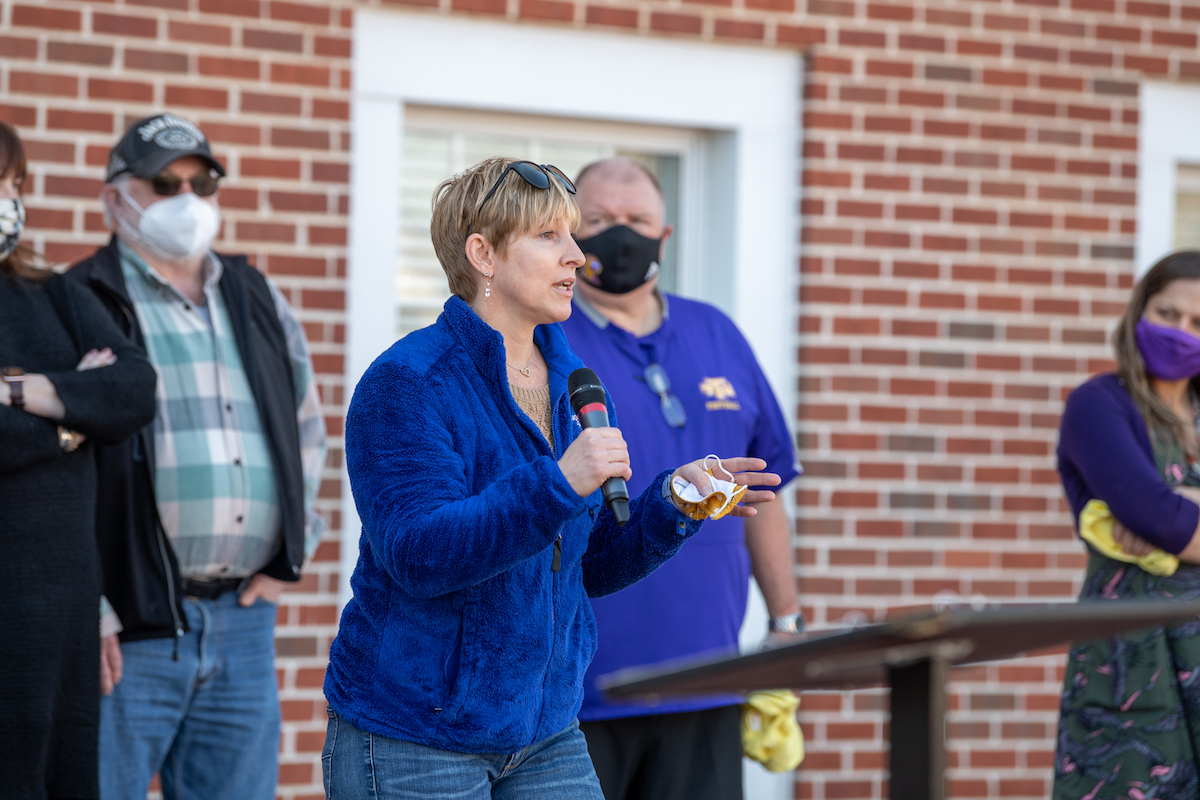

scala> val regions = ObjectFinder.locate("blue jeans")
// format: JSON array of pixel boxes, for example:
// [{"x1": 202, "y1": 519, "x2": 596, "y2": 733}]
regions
[
  {"x1": 99, "y1": 594, "x2": 280, "y2": 800},
  {"x1": 323, "y1": 709, "x2": 605, "y2": 800}
]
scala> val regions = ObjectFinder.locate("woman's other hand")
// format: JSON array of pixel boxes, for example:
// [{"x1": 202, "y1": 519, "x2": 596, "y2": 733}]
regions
[
  {"x1": 1171, "y1": 486, "x2": 1200, "y2": 564},
  {"x1": 1112, "y1": 519, "x2": 1156, "y2": 557},
  {"x1": 0, "y1": 373, "x2": 65, "y2": 419},
  {"x1": 558, "y1": 427, "x2": 632, "y2": 497},
  {"x1": 670, "y1": 456, "x2": 781, "y2": 518},
  {"x1": 1175, "y1": 485, "x2": 1200, "y2": 507},
  {"x1": 76, "y1": 348, "x2": 116, "y2": 371},
  {"x1": 0, "y1": 349, "x2": 118, "y2": 416}
]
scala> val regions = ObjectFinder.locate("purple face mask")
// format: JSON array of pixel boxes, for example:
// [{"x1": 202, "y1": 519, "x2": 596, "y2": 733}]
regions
[{"x1": 1136, "y1": 318, "x2": 1200, "y2": 381}]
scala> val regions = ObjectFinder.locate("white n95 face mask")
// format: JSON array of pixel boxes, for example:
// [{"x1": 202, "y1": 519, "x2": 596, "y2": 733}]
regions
[{"x1": 116, "y1": 187, "x2": 220, "y2": 261}]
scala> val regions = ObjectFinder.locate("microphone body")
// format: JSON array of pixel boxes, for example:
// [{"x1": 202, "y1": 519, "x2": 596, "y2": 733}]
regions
[{"x1": 568, "y1": 368, "x2": 631, "y2": 526}]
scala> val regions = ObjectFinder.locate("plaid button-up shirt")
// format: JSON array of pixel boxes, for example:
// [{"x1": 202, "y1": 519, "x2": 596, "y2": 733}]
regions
[{"x1": 119, "y1": 241, "x2": 326, "y2": 580}]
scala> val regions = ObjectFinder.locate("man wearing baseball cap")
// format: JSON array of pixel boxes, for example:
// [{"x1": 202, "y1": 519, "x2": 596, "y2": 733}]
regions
[{"x1": 67, "y1": 113, "x2": 327, "y2": 799}]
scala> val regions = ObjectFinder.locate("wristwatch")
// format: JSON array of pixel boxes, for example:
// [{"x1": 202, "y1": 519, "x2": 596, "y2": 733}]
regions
[
  {"x1": 2, "y1": 367, "x2": 26, "y2": 409},
  {"x1": 768, "y1": 613, "x2": 805, "y2": 635}
]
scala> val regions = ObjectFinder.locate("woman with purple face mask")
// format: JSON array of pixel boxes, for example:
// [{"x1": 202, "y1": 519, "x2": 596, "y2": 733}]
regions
[{"x1": 1053, "y1": 251, "x2": 1200, "y2": 799}]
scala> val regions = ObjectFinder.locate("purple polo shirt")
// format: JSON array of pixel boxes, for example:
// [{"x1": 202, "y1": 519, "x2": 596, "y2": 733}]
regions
[{"x1": 562, "y1": 291, "x2": 801, "y2": 720}]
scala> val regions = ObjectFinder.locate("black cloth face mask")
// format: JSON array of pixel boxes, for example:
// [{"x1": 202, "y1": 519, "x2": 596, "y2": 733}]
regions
[{"x1": 575, "y1": 224, "x2": 663, "y2": 295}]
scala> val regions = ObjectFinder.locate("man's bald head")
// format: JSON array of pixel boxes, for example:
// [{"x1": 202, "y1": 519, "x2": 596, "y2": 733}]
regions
[
  {"x1": 576, "y1": 158, "x2": 663, "y2": 199},
  {"x1": 573, "y1": 158, "x2": 668, "y2": 241}
]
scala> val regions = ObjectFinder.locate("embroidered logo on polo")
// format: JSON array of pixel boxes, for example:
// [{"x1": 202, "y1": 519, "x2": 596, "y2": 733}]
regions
[{"x1": 699, "y1": 377, "x2": 740, "y2": 411}]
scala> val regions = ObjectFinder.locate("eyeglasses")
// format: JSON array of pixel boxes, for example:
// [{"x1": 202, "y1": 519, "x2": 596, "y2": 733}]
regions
[
  {"x1": 469, "y1": 161, "x2": 576, "y2": 233},
  {"x1": 150, "y1": 172, "x2": 220, "y2": 198},
  {"x1": 642, "y1": 363, "x2": 686, "y2": 428}
]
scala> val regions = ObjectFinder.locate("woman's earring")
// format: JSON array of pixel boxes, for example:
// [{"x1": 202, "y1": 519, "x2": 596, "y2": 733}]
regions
[{"x1": 484, "y1": 271, "x2": 491, "y2": 298}]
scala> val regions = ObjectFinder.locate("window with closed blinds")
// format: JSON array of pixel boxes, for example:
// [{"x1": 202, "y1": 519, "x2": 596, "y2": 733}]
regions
[
  {"x1": 1176, "y1": 163, "x2": 1200, "y2": 251},
  {"x1": 397, "y1": 110, "x2": 684, "y2": 339}
]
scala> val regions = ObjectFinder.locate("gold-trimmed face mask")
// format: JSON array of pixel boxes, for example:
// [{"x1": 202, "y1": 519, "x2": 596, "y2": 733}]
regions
[{"x1": 670, "y1": 455, "x2": 748, "y2": 521}]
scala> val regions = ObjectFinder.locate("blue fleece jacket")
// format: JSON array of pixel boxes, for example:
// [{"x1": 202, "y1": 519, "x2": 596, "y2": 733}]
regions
[{"x1": 324, "y1": 296, "x2": 704, "y2": 753}]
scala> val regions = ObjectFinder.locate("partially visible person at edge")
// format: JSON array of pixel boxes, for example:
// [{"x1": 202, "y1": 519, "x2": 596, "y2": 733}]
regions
[
  {"x1": 0, "y1": 120, "x2": 157, "y2": 800},
  {"x1": 1054, "y1": 250, "x2": 1200, "y2": 799},
  {"x1": 559, "y1": 158, "x2": 803, "y2": 800},
  {"x1": 322, "y1": 156, "x2": 782, "y2": 799},
  {"x1": 66, "y1": 113, "x2": 327, "y2": 800}
]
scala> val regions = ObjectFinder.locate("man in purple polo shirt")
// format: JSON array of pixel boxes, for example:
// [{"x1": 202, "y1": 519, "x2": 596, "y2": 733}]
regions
[{"x1": 561, "y1": 158, "x2": 803, "y2": 800}]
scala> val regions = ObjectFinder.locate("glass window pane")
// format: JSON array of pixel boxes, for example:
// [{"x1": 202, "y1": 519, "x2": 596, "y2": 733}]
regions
[
  {"x1": 1176, "y1": 163, "x2": 1200, "y2": 251},
  {"x1": 397, "y1": 122, "x2": 682, "y2": 339}
]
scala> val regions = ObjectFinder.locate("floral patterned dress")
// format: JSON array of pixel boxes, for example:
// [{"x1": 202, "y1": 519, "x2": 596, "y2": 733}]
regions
[{"x1": 1054, "y1": 436, "x2": 1200, "y2": 800}]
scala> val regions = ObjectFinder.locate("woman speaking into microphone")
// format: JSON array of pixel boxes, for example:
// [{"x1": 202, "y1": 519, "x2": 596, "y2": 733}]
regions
[{"x1": 323, "y1": 157, "x2": 781, "y2": 799}]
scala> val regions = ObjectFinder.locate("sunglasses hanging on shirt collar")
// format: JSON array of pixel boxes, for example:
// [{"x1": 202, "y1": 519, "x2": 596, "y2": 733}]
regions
[{"x1": 640, "y1": 363, "x2": 686, "y2": 428}]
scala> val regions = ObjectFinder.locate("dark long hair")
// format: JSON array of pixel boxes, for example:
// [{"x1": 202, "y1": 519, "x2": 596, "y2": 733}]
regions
[
  {"x1": 0, "y1": 121, "x2": 45, "y2": 280},
  {"x1": 1114, "y1": 250, "x2": 1200, "y2": 454}
]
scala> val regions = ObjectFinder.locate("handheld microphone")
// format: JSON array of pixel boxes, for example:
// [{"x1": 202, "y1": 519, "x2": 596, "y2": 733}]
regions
[{"x1": 568, "y1": 367, "x2": 631, "y2": 526}]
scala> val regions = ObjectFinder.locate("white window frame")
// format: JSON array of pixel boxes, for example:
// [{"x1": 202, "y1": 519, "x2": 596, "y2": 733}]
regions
[
  {"x1": 399, "y1": 105, "x2": 705, "y2": 329},
  {"x1": 1137, "y1": 82, "x2": 1200, "y2": 273}
]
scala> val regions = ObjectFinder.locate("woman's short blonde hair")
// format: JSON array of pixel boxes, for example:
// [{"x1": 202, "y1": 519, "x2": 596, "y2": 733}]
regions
[{"x1": 431, "y1": 157, "x2": 580, "y2": 303}]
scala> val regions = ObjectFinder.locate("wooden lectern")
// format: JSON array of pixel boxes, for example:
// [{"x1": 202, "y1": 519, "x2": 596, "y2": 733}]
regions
[{"x1": 601, "y1": 600, "x2": 1200, "y2": 800}]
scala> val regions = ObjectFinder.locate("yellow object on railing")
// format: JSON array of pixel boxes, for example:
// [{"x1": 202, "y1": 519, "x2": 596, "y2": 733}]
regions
[
  {"x1": 741, "y1": 689, "x2": 804, "y2": 772},
  {"x1": 1079, "y1": 499, "x2": 1179, "y2": 577}
]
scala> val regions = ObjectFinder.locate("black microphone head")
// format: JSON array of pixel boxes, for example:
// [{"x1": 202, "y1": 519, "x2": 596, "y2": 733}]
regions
[{"x1": 568, "y1": 367, "x2": 606, "y2": 414}]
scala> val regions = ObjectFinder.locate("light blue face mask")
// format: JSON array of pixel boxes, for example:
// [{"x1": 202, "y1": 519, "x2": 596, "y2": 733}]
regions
[{"x1": 0, "y1": 197, "x2": 24, "y2": 260}]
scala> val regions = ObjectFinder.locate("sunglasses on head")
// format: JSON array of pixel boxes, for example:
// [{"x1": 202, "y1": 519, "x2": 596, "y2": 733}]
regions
[
  {"x1": 469, "y1": 161, "x2": 576, "y2": 234},
  {"x1": 150, "y1": 172, "x2": 220, "y2": 198}
]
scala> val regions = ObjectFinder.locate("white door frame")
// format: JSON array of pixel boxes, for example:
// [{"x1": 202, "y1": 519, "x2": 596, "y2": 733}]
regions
[{"x1": 1137, "y1": 82, "x2": 1200, "y2": 273}]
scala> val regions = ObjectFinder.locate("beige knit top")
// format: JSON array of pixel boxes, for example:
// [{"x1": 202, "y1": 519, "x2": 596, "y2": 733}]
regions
[{"x1": 510, "y1": 383, "x2": 554, "y2": 450}]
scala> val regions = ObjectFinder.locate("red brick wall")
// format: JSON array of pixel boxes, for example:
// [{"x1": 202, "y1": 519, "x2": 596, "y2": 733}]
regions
[
  {"x1": 788, "y1": 3, "x2": 1195, "y2": 798},
  {"x1": 4, "y1": 1, "x2": 1200, "y2": 798}
]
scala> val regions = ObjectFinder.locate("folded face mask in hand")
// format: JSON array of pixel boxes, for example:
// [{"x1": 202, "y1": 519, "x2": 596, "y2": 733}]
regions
[{"x1": 670, "y1": 455, "x2": 748, "y2": 521}]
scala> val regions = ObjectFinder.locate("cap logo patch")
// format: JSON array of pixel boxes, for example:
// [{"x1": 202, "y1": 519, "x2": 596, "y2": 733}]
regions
[
  {"x1": 137, "y1": 114, "x2": 205, "y2": 150},
  {"x1": 153, "y1": 128, "x2": 200, "y2": 150}
]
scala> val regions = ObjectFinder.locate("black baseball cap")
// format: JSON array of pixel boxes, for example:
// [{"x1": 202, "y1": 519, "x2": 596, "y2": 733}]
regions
[{"x1": 105, "y1": 113, "x2": 226, "y2": 183}]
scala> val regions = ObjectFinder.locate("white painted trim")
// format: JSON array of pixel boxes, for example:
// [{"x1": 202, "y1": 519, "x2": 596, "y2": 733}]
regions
[
  {"x1": 1137, "y1": 82, "x2": 1200, "y2": 274},
  {"x1": 340, "y1": 97, "x2": 402, "y2": 608},
  {"x1": 403, "y1": 104, "x2": 709, "y2": 301}
]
